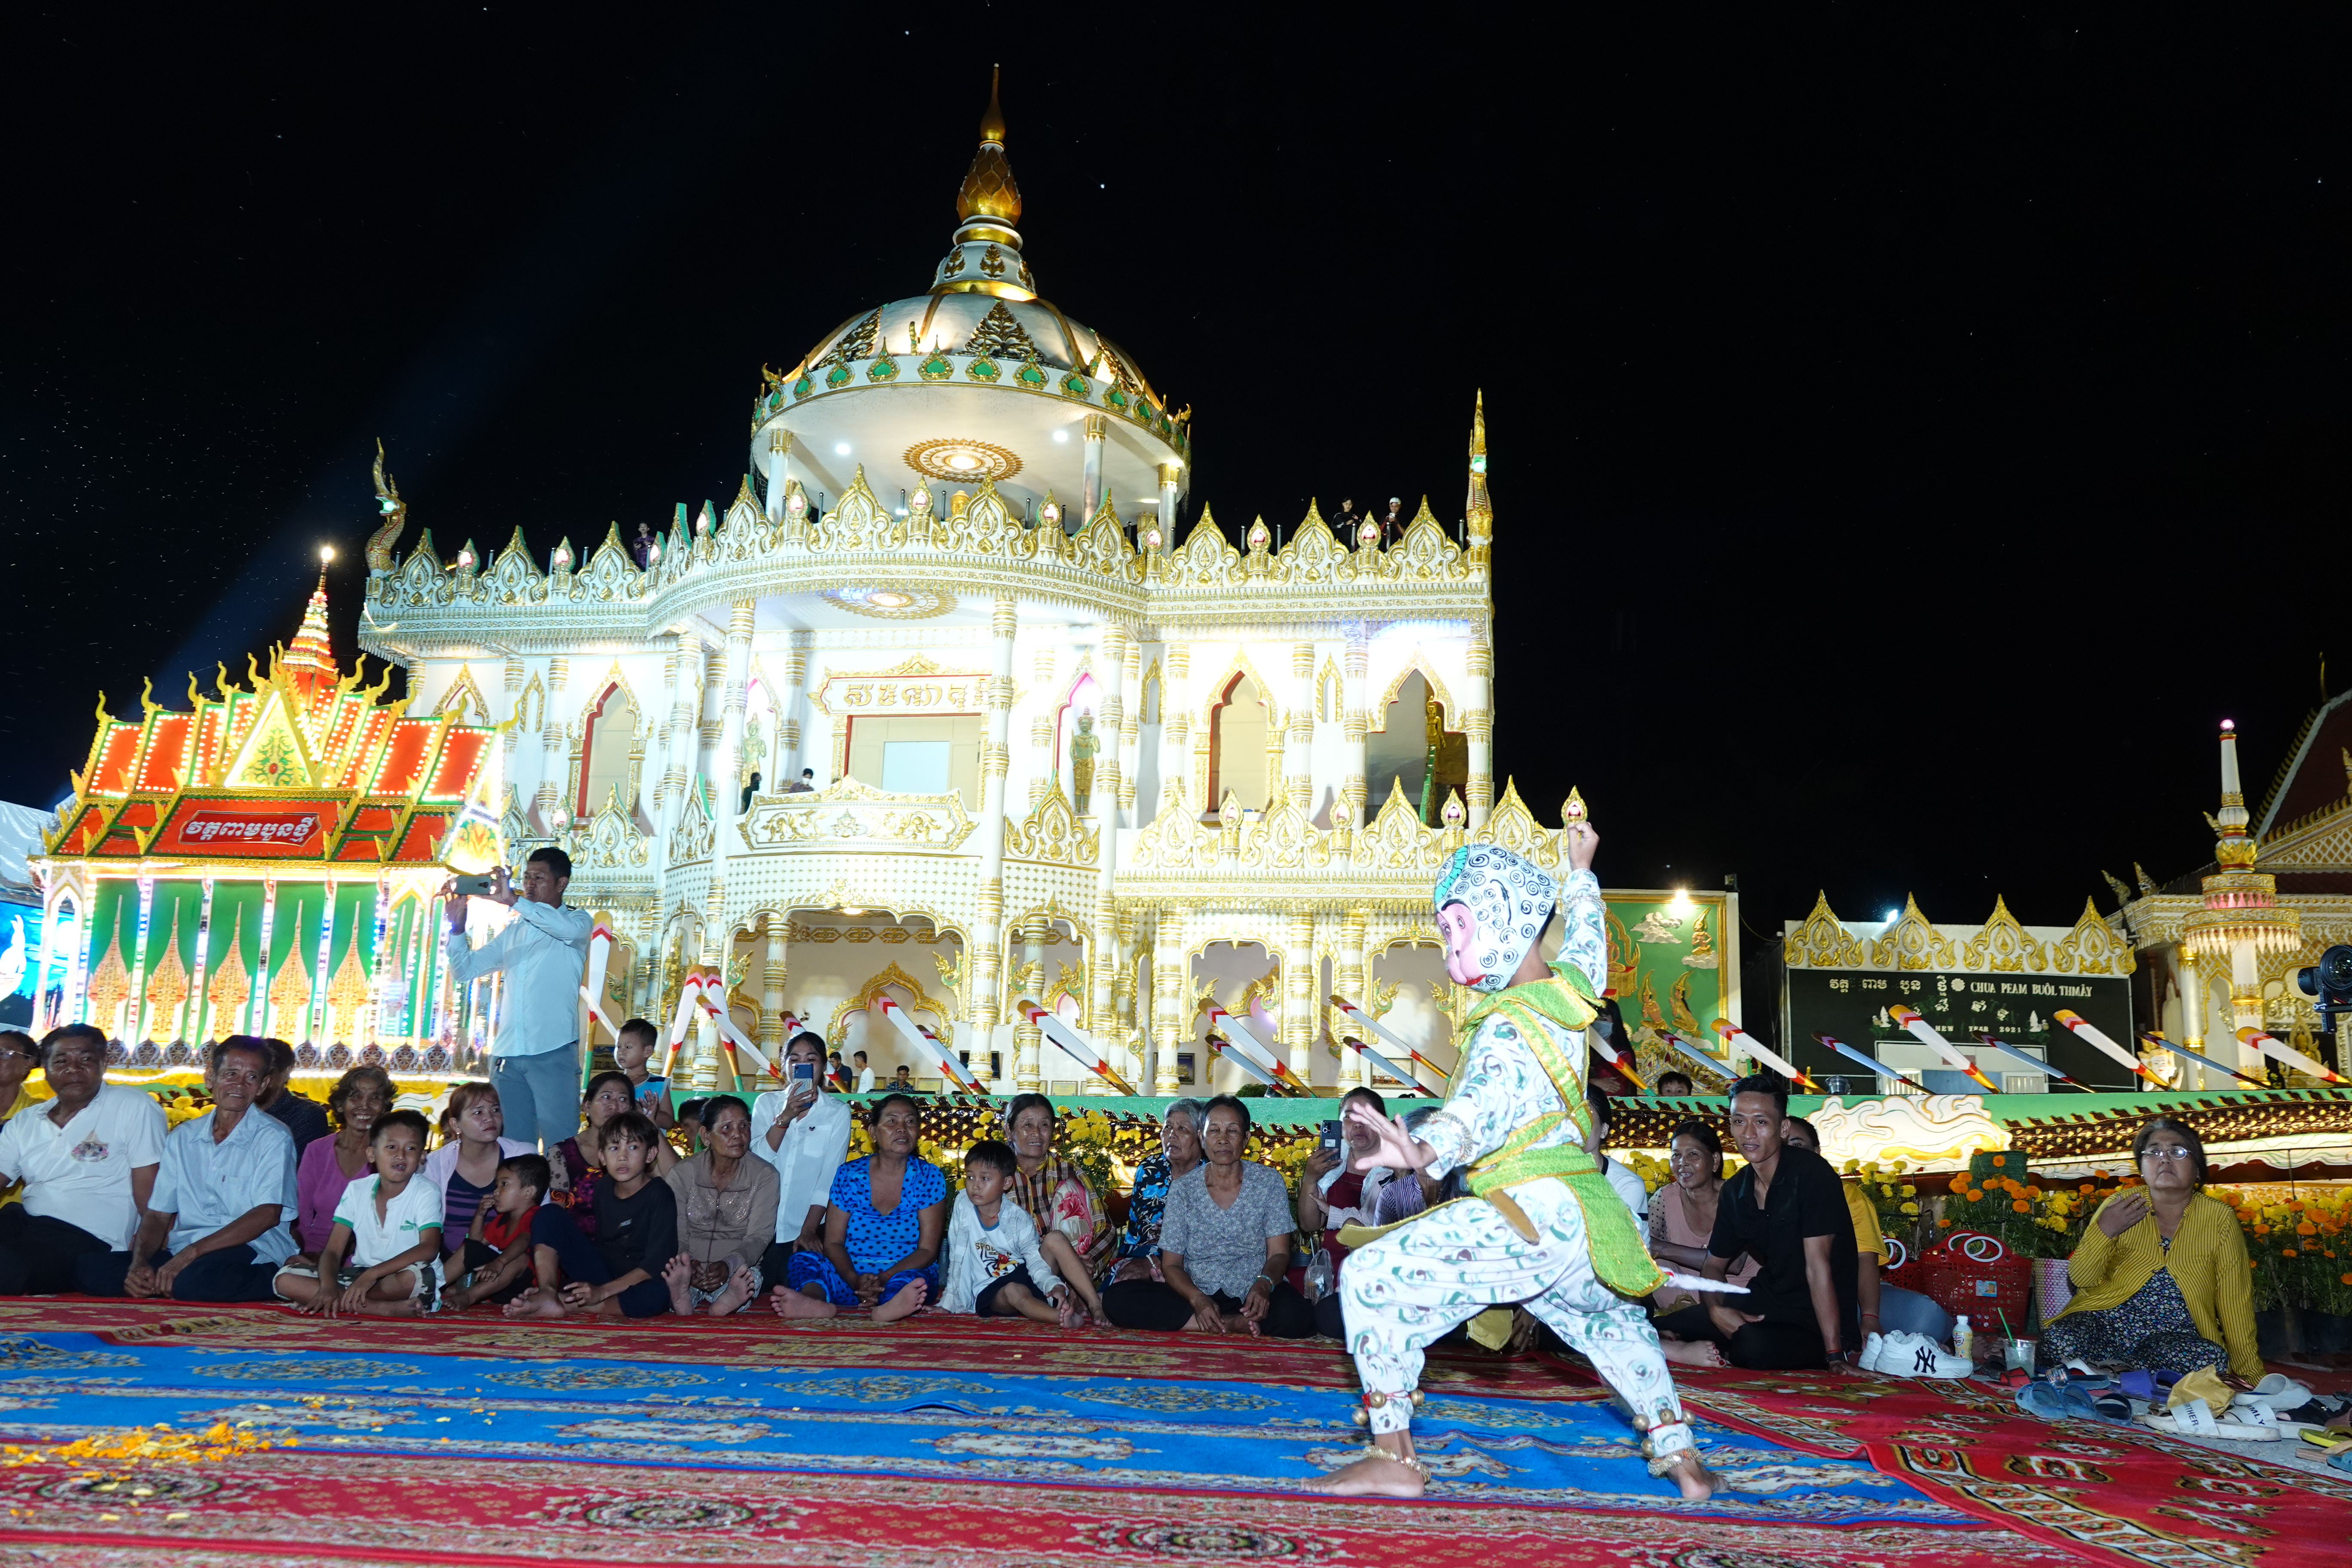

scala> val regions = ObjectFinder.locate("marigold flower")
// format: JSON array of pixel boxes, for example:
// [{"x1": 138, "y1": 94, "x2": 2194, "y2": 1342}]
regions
[
  {"x1": 1900, "y1": 1202, "x2": 1919, "y2": 1215},
  {"x1": 2298, "y1": 1222, "x2": 2318, "y2": 1237},
  {"x1": 2254, "y1": 1224, "x2": 2270, "y2": 1236},
  {"x1": 1992, "y1": 1155, "x2": 2008, "y2": 1167},
  {"x1": 2011, "y1": 1200, "x2": 2030, "y2": 1213},
  {"x1": 2341, "y1": 1272, "x2": 2352, "y2": 1285},
  {"x1": 2282, "y1": 1248, "x2": 2298, "y2": 1259},
  {"x1": 2025, "y1": 1185, "x2": 2043, "y2": 1200}
]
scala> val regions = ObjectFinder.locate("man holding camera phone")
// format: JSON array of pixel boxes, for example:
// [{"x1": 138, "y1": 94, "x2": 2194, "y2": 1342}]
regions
[
  {"x1": 749, "y1": 1030, "x2": 853, "y2": 1298},
  {"x1": 441, "y1": 848, "x2": 594, "y2": 1153}
]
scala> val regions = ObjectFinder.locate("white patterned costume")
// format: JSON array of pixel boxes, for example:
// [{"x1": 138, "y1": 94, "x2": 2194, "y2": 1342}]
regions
[{"x1": 1335, "y1": 848, "x2": 1701, "y2": 1472}]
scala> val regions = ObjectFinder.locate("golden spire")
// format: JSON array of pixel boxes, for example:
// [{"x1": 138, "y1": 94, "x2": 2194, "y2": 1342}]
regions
[
  {"x1": 955, "y1": 65, "x2": 1022, "y2": 226},
  {"x1": 1464, "y1": 389, "x2": 1492, "y2": 550}
]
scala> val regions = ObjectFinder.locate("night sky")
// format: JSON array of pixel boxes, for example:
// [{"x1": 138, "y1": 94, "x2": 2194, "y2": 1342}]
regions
[{"x1": 8, "y1": 10, "x2": 2343, "y2": 1007}]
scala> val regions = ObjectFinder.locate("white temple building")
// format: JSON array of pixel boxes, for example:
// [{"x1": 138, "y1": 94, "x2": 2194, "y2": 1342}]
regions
[{"x1": 357, "y1": 77, "x2": 1735, "y2": 1096}]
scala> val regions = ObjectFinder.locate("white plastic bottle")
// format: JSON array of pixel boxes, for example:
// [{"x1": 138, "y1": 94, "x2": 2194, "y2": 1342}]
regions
[{"x1": 1951, "y1": 1314, "x2": 1974, "y2": 1364}]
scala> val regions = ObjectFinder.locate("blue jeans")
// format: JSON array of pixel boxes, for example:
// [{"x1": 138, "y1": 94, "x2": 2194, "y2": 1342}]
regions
[{"x1": 491, "y1": 1044, "x2": 581, "y2": 1152}]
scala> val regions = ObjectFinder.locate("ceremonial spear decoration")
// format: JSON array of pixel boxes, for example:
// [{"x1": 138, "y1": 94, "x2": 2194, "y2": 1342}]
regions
[
  {"x1": 1014, "y1": 1000, "x2": 1139, "y2": 1094},
  {"x1": 1712, "y1": 1017, "x2": 1820, "y2": 1092},
  {"x1": 2052, "y1": 1008, "x2": 2168, "y2": 1086},
  {"x1": 1886, "y1": 1005, "x2": 2000, "y2": 1092}
]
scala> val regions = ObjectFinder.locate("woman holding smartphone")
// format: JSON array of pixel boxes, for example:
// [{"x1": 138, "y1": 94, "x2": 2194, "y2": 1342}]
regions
[
  {"x1": 1298, "y1": 1086, "x2": 1391, "y2": 1337},
  {"x1": 750, "y1": 1031, "x2": 853, "y2": 1298}
]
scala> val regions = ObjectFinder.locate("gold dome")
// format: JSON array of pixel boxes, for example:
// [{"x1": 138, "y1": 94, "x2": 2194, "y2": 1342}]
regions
[{"x1": 955, "y1": 66, "x2": 1022, "y2": 226}]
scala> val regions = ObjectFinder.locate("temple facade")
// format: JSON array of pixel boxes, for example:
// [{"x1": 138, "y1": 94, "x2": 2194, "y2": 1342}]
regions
[{"x1": 37, "y1": 80, "x2": 1741, "y2": 1097}]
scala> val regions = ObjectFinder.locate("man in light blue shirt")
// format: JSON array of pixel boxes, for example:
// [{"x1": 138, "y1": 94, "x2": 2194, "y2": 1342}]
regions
[
  {"x1": 443, "y1": 846, "x2": 594, "y2": 1151},
  {"x1": 79, "y1": 1037, "x2": 298, "y2": 1301}
]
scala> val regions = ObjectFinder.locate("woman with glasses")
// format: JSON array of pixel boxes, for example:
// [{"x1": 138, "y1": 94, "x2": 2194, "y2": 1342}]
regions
[
  {"x1": 2042, "y1": 1118, "x2": 2260, "y2": 1379},
  {"x1": 773, "y1": 1093, "x2": 943, "y2": 1322}
]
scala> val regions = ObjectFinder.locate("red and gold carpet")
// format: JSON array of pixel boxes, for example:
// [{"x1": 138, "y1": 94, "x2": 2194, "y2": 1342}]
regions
[{"x1": 0, "y1": 1300, "x2": 2325, "y2": 1565}]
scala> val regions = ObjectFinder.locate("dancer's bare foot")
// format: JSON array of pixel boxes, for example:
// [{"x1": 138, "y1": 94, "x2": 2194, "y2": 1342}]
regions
[
  {"x1": 662, "y1": 1255, "x2": 695, "y2": 1317},
  {"x1": 1659, "y1": 1336, "x2": 1727, "y2": 1369},
  {"x1": 707, "y1": 1262, "x2": 757, "y2": 1318},
  {"x1": 1306, "y1": 1436, "x2": 1426, "y2": 1498},
  {"x1": 769, "y1": 1283, "x2": 838, "y2": 1320},
  {"x1": 872, "y1": 1275, "x2": 928, "y2": 1323},
  {"x1": 1660, "y1": 1449, "x2": 1721, "y2": 1501}
]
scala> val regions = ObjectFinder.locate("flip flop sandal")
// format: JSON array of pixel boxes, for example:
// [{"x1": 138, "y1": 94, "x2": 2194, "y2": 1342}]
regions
[{"x1": 2144, "y1": 1405, "x2": 2280, "y2": 1441}]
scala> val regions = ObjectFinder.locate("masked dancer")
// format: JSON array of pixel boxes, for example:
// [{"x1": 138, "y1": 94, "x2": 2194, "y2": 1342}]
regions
[{"x1": 1308, "y1": 821, "x2": 1727, "y2": 1500}]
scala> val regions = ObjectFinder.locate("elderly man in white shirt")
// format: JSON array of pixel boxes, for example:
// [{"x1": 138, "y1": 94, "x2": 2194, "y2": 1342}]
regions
[
  {"x1": 81, "y1": 1037, "x2": 299, "y2": 1301},
  {"x1": 443, "y1": 847, "x2": 594, "y2": 1152},
  {"x1": 749, "y1": 1030, "x2": 852, "y2": 1297},
  {"x1": 0, "y1": 1025, "x2": 165, "y2": 1295}
]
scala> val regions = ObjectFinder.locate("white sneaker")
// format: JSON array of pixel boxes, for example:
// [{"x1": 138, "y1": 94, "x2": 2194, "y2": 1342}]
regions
[{"x1": 1873, "y1": 1330, "x2": 1974, "y2": 1379}]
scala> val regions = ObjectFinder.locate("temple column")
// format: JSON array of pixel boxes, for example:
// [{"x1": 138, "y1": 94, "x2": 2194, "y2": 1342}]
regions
[
  {"x1": 2177, "y1": 946, "x2": 2206, "y2": 1088},
  {"x1": 753, "y1": 917, "x2": 788, "y2": 1092},
  {"x1": 776, "y1": 633, "x2": 809, "y2": 786},
  {"x1": 1283, "y1": 908, "x2": 1317, "y2": 1081},
  {"x1": 1464, "y1": 627, "x2": 1494, "y2": 827},
  {"x1": 1158, "y1": 463, "x2": 1180, "y2": 536},
  {"x1": 1286, "y1": 641, "x2": 1315, "y2": 811},
  {"x1": 695, "y1": 600, "x2": 754, "y2": 1091},
  {"x1": 1159, "y1": 641, "x2": 1191, "y2": 815},
  {"x1": 966, "y1": 597, "x2": 1019, "y2": 1072},
  {"x1": 1080, "y1": 414, "x2": 1107, "y2": 522},
  {"x1": 1088, "y1": 625, "x2": 1130, "y2": 1091},
  {"x1": 1342, "y1": 632, "x2": 1369, "y2": 829},
  {"x1": 1336, "y1": 907, "x2": 1370, "y2": 1089},
  {"x1": 764, "y1": 429, "x2": 793, "y2": 524},
  {"x1": 1152, "y1": 906, "x2": 1188, "y2": 1094},
  {"x1": 538, "y1": 657, "x2": 570, "y2": 822},
  {"x1": 501, "y1": 654, "x2": 525, "y2": 808},
  {"x1": 1117, "y1": 635, "x2": 1142, "y2": 821},
  {"x1": 1028, "y1": 644, "x2": 1057, "y2": 808},
  {"x1": 1014, "y1": 913, "x2": 1050, "y2": 1091}
]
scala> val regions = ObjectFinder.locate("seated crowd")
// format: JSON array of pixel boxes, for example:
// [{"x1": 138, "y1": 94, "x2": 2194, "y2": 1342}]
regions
[{"x1": 0, "y1": 1023, "x2": 2264, "y2": 1387}]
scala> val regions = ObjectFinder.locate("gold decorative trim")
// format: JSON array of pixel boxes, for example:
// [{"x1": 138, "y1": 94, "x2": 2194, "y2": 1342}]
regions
[
  {"x1": 903, "y1": 437, "x2": 1022, "y2": 484},
  {"x1": 820, "y1": 585, "x2": 958, "y2": 620},
  {"x1": 826, "y1": 960, "x2": 956, "y2": 1050}
]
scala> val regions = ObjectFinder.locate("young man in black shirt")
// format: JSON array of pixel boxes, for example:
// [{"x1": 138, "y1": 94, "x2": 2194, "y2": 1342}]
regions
[{"x1": 1651, "y1": 1075, "x2": 1863, "y2": 1371}]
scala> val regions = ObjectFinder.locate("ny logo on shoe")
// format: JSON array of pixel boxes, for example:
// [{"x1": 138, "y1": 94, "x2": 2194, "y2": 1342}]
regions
[{"x1": 1914, "y1": 1346, "x2": 1939, "y2": 1375}]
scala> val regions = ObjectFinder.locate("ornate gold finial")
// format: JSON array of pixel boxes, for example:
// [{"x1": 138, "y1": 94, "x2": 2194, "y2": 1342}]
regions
[
  {"x1": 1562, "y1": 786, "x2": 1587, "y2": 824},
  {"x1": 1470, "y1": 388, "x2": 1486, "y2": 462},
  {"x1": 1464, "y1": 390, "x2": 1492, "y2": 546},
  {"x1": 956, "y1": 66, "x2": 1022, "y2": 226}
]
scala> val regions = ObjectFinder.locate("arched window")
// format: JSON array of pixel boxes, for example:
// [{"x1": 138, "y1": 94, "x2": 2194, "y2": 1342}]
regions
[
  {"x1": 1368, "y1": 670, "x2": 1432, "y2": 815},
  {"x1": 1206, "y1": 672, "x2": 1268, "y2": 813},
  {"x1": 577, "y1": 685, "x2": 640, "y2": 818}
]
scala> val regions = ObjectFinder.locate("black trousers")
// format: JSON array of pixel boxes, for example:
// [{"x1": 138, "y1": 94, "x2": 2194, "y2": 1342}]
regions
[
  {"x1": 1654, "y1": 1303, "x2": 1828, "y2": 1370},
  {"x1": 75, "y1": 1243, "x2": 281, "y2": 1302},
  {"x1": 1102, "y1": 1277, "x2": 1316, "y2": 1338},
  {"x1": 0, "y1": 1207, "x2": 113, "y2": 1295}
]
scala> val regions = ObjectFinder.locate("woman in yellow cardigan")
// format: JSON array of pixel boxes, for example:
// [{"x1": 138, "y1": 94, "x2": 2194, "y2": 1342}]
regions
[{"x1": 2043, "y1": 1118, "x2": 2260, "y2": 1380}]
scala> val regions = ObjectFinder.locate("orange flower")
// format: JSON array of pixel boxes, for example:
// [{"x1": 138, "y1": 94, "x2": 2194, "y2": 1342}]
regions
[
  {"x1": 2282, "y1": 1248, "x2": 2298, "y2": 1259},
  {"x1": 1948, "y1": 1175, "x2": 1971, "y2": 1194},
  {"x1": 1993, "y1": 1155, "x2": 2008, "y2": 1167},
  {"x1": 1938, "y1": 1217, "x2": 1953, "y2": 1228},
  {"x1": 2341, "y1": 1272, "x2": 2352, "y2": 1285},
  {"x1": 2079, "y1": 1183, "x2": 2094, "y2": 1195},
  {"x1": 1966, "y1": 1191, "x2": 1984, "y2": 1204},
  {"x1": 2298, "y1": 1222, "x2": 2318, "y2": 1237},
  {"x1": 2011, "y1": 1200, "x2": 2031, "y2": 1213},
  {"x1": 2025, "y1": 1185, "x2": 2043, "y2": 1200},
  {"x1": 2254, "y1": 1224, "x2": 2270, "y2": 1235}
]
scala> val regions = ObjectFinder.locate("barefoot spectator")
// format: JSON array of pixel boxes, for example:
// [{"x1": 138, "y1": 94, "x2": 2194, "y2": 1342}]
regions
[
  {"x1": 773, "y1": 1094, "x2": 943, "y2": 1322},
  {"x1": 443, "y1": 1153, "x2": 549, "y2": 1309},
  {"x1": 940, "y1": 1140, "x2": 1096, "y2": 1325},
  {"x1": 662, "y1": 1095, "x2": 775, "y2": 1316},
  {"x1": 2041, "y1": 1117, "x2": 2259, "y2": 1378},
  {"x1": 420, "y1": 1082, "x2": 534, "y2": 1256},
  {"x1": 1005, "y1": 1093, "x2": 1116, "y2": 1289},
  {"x1": 507, "y1": 1112, "x2": 676, "y2": 1319},
  {"x1": 750, "y1": 1031, "x2": 853, "y2": 1285},
  {"x1": 82, "y1": 1036, "x2": 294, "y2": 1301},
  {"x1": 1648, "y1": 1118, "x2": 1757, "y2": 1368},
  {"x1": 294, "y1": 1066, "x2": 393, "y2": 1255},
  {"x1": 273, "y1": 1109, "x2": 441, "y2": 1315},
  {"x1": 0, "y1": 1025, "x2": 164, "y2": 1294},
  {"x1": 1109, "y1": 1099, "x2": 1205, "y2": 1282},
  {"x1": 1100, "y1": 1095, "x2": 1314, "y2": 1337}
]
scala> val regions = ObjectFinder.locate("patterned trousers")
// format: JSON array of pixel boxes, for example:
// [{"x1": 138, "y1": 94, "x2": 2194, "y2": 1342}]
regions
[{"x1": 1338, "y1": 1179, "x2": 1690, "y2": 1449}]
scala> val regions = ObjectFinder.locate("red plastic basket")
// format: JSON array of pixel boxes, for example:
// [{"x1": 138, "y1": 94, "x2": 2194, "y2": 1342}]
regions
[{"x1": 1917, "y1": 1231, "x2": 2030, "y2": 1328}]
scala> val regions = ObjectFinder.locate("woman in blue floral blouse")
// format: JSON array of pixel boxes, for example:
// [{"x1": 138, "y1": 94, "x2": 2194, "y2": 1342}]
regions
[{"x1": 1110, "y1": 1098, "x2": 1205, "y2": 1283}]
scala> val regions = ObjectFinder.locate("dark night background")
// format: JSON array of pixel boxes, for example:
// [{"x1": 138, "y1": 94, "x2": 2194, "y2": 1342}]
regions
[{"x1": 6, "y1": 8, "x2": 2343, "y2": 1040}]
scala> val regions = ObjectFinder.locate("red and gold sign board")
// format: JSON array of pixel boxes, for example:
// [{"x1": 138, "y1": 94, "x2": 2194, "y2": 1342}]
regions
[{"x1": 149, "y1": 799, "x2": 341, "y2": 858}]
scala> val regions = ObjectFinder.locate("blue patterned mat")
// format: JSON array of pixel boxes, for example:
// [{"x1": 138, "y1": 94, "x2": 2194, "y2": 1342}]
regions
[{"x1": 0, "y1": 1332, "x2": 1963, "y2": 1520}]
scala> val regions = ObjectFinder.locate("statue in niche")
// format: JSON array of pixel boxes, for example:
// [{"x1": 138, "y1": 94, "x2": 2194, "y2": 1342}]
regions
[{"x1": 1071, "y1": 712, "x2": 1100, "y2": 814}]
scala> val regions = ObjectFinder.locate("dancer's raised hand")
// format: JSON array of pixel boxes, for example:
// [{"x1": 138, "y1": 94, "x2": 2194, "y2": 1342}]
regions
[{"x1": 1345, "y1": 1103, "x2": 1433, "y2": 1176}]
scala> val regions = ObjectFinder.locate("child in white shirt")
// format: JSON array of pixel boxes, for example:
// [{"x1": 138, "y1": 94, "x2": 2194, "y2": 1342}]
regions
[
  {"x1": 941, "y1": 1141, "x2": 1085, "y2": 1326},
  {"x1": 273, "y1": 1109, "x2": 443, "y2": 1315}
]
